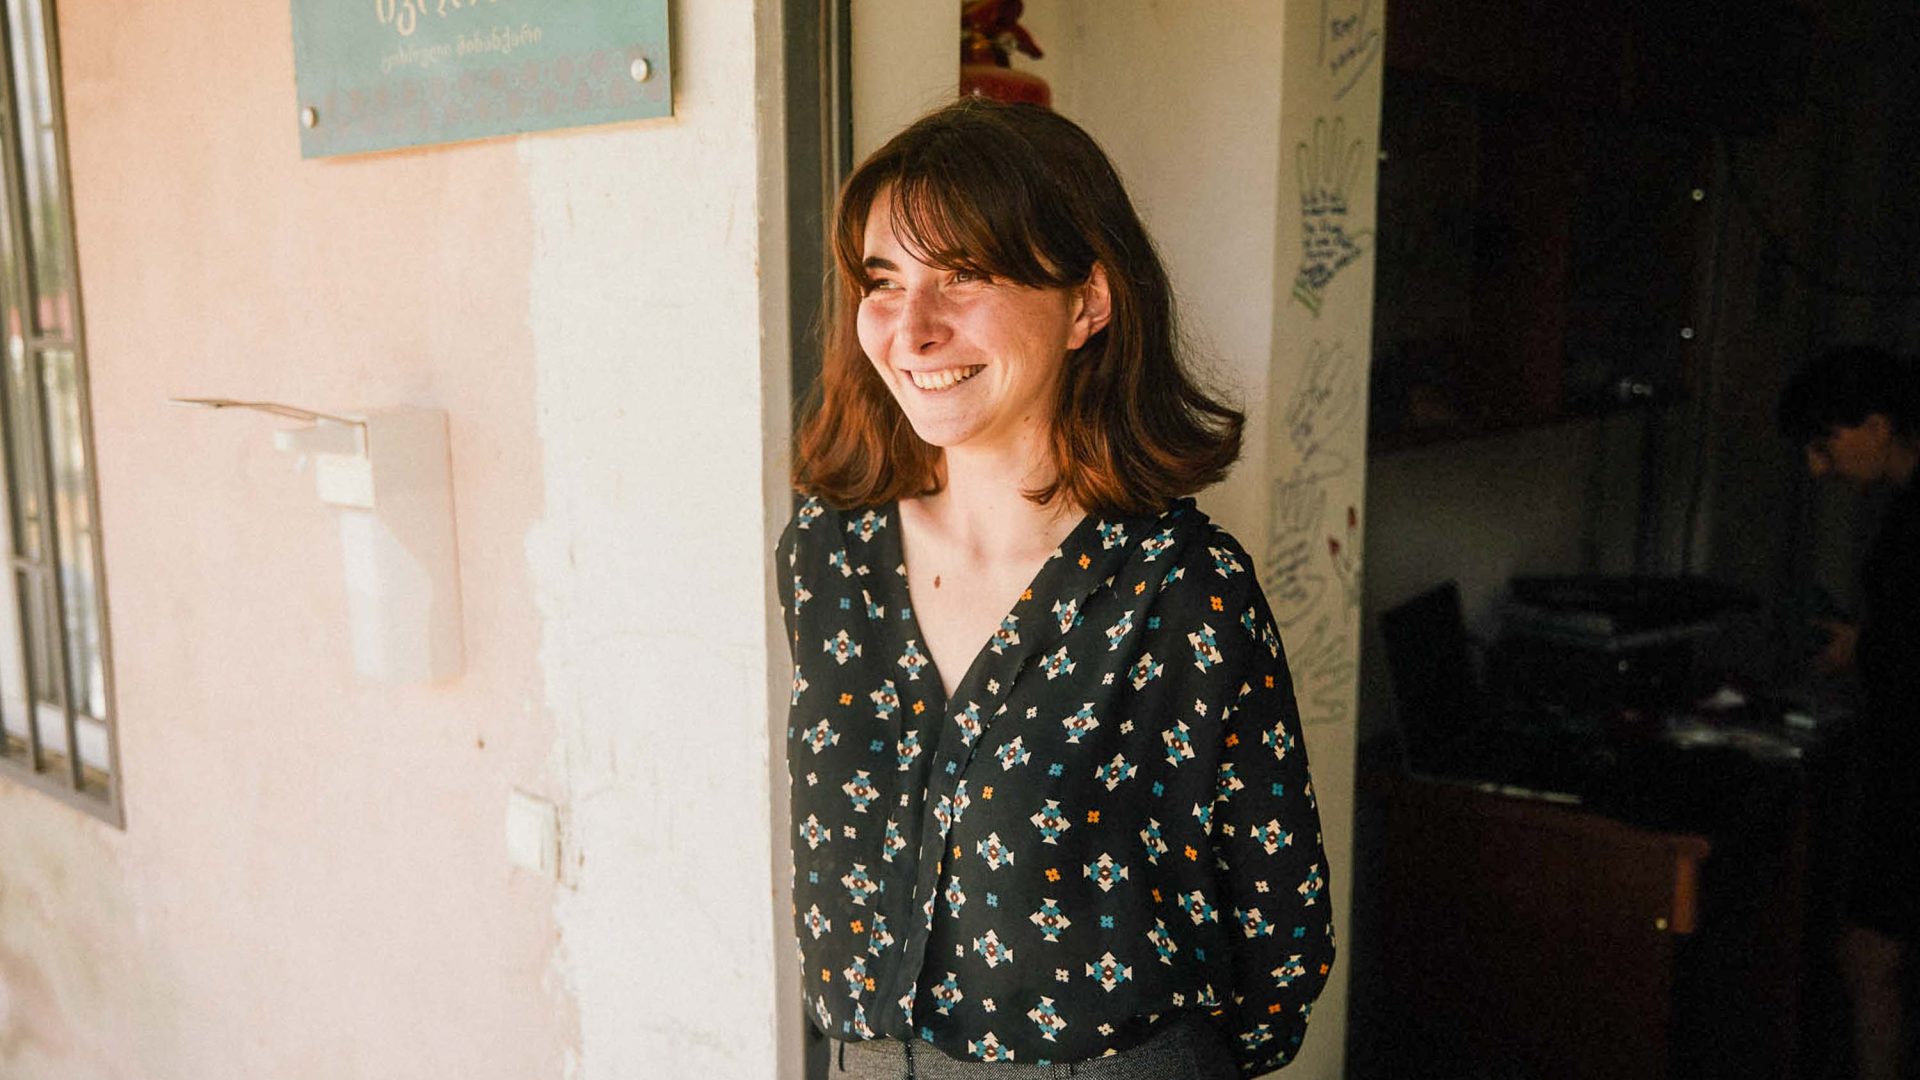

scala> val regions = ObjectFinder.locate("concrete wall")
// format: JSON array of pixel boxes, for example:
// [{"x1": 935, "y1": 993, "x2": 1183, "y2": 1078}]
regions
[
  {"x1": 850, "y1": 1, "x2": 954, "y2": 161},
  {"x1": 0, "y1": 2, "x2": 793, "y2": 1078}
]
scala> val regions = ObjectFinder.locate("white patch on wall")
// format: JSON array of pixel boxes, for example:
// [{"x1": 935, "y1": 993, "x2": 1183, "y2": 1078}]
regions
[{"x1": 518, "y1": 7, "x2": 784, "y2": 1077}]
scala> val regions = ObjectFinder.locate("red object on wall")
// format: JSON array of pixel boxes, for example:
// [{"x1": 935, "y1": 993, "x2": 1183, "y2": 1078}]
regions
[
  {"x1": 960, "y1": 65, "x2": 1051, "y2": 107},
  {"x1": 960, "y1": 0, "x2": 1049, "y2": 106}
]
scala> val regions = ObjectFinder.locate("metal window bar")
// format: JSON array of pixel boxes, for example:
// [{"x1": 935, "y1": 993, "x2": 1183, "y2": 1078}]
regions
[{"x1": 0, "y1": 0, "x2": 119, "y2": 824}]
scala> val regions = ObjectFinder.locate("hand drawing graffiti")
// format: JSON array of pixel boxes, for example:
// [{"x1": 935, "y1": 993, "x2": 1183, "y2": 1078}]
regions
[
  {"x1": 1289, "y1": 613, "x2": 1358, "y2": 725},
  {"x1": 1291, "y1": 117, "x2": 1372, "y2": 317},
  {"x1": 1265, "y1": 475, "x2": 1330, "y2": 627},
  {"x1": 1319, "y1": 0, "x2": 1382, "y2": 100},
  {"x1": 1268, "y1": 338, "x2": 1363, "y2": 627},
  {"x1": 1284, "y1": 340, "x2": 1363, "y2": 462}
]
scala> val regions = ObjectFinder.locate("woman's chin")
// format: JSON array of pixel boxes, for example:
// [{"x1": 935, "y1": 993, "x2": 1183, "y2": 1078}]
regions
[
  {"x1": 902, "y1": 420, "x2": 975, "y2": 450},
  {"x1": 896, "y1": 406, "x2": 983, "y2": 450}
]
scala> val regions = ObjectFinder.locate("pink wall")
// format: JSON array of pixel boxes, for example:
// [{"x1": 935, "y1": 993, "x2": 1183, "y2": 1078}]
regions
[{"x1": 0, "y1": 0, "x2": 572, "y2": 1075}]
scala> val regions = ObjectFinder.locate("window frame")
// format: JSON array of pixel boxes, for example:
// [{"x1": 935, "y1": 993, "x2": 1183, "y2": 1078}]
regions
[{"x1": 0, "y1": 0, "x2": 122, "y2": 827}]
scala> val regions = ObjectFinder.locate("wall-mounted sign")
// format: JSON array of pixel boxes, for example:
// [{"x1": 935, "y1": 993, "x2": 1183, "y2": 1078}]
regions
[{"x1": 291, "y1": 0, "x2": 671, "y2": 158}]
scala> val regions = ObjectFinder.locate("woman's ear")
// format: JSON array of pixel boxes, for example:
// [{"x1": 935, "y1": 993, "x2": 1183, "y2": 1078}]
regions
[{"x1": 1068, "y1": 263, "x2": 1113, "y2": 350}]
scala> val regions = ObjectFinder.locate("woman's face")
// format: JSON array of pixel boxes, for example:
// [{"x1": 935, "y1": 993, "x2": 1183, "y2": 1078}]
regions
[{"x1": 855, "y1": 187, "x2": 1108, "y2": 462}]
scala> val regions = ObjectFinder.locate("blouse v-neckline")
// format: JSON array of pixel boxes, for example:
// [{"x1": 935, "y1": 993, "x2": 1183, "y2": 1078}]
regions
[{"x1": 884, "y1": 499, "x2": 1093, "y2": 706}]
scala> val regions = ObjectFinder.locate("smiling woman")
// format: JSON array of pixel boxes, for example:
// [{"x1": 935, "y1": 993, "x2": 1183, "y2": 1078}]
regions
[
  {"x1": 780, "y1": 99, "x2": 1335, "y2": 1079},
  {"x1": 795, "y1": 99, "x2": 1242, "y2": 517}
]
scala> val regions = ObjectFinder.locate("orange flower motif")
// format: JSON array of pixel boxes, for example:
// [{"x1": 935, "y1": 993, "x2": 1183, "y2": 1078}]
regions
[
  {"x1": 851, "y1": 919, "x2": 864, "y2": 933},
  {"x1": 953, "y1": 845, "x2": 963, "y2": 860},
  {"x1": 866, "y1": 977, "x2": 877, "y2": 991},
  {"x1": 1210, "y1": 595, "x2": 1224, "y2": 611},
  {"x1": 1078, "y1": 554, "x2": 1091, "y2": 569},
  {"x1": 1184, "y1": 845, "x2": 1199, "y2": 861},
  {"x1": 982, "y1": 785, "x2": 994, "y2": 799},
  {"x1": 1134, "y1": 581, "x2": 1146, "y2": 595},
  {"x1": 1021, "y1": 588, "x2": 1033, "y2": 601},
  {"x1": 1269, "y1": 1003, "x2": 1284, "y2": 1015},
  {"x1": 1224, "y1": 733, "x2": 1239, "y2": 748},
  {"x1": 1045, "y1": 867, "x2": 1061, "y2": 882},
  {"x1": 913, "y1": 701, "x2": 926, "y2": 715},
  {"x1": 1086, "y1": 810, "x2": 1101, "y2": 823},
  {"x1": 1151, "y1": 888, "x2": 1162, "y2": 903},
  {"x1": 822, "y1": 969, "x2": 831, "y2": 982},
  {"x1": 1265, "y1": 675, "x2": 1275, "y2": 688},
  {"x1": 838, "y1": 692, "x2": 854, "y2": 705}
]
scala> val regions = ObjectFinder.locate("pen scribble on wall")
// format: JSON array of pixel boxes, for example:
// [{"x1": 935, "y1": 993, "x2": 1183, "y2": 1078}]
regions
[
  {"x1": 1289, "y1": 613, "x2": 1357, "y2": 724},
  {"x1": 1270, "y1": 340, "x2": 1366, "y2": 724},
  {"x1": 1319, "y1": 0, "x2": 1382, "y2": 101},
  {"x1": 1268, "y1": 470, "x2": 1332, "y2": 626},
  {"x1": 1283, "y1": 337, "x2": 1362, "y2": 461},
  {"x1": 1291, "y1": 117, "x2": 1372, "y2": 317},
  {"x1": 1266, "y1": 340, "x2": 1362, "y2": 627}
]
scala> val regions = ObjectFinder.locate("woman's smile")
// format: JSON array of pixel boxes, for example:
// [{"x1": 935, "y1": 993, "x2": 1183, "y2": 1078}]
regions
[{"x1": 906, "y1": 364, "x2": 986, "y2": 391}]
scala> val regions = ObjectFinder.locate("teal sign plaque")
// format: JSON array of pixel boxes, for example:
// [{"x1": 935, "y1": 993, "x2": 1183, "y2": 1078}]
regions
[{"x1": 291, "y1": 0, "x2": 671, "y2": 158}]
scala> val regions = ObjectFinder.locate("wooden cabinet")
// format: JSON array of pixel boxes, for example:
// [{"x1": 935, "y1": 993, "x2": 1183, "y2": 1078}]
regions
[
  {"x1": 1369, "y1": 763, "x2": 1821, "y2": 1080},
  {"x1": 1376, "y1": 774, "x2": 1712, "y2": 1079}
]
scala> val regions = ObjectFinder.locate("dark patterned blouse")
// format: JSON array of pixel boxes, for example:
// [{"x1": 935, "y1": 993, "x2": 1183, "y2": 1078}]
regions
[{"x1": 779, "y1": 496, "x2": 1334, "y2": 1075}]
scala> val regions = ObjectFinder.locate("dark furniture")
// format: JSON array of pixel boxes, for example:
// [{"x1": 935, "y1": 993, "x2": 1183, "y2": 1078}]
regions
[
  {"x1": 1377, "y1": 772, "x2": 1714, "y2": 1080},
  {"x1": 1373, "y1": 724, "x2": 1832, "y2": 1080}
]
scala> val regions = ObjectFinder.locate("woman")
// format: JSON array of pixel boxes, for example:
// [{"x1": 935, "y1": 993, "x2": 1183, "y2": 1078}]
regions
[
  {"x1": 780, "y1": 99, "x2": 1333, "y2": 1078},
  {"x1": 1779, "y1": 346, "x2": 1920, "y2": 1080}
]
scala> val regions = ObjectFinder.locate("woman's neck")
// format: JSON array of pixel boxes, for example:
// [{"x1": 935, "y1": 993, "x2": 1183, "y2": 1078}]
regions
[{"x1": 915, "y1": 446, "x2": 1081, "y2": 561}]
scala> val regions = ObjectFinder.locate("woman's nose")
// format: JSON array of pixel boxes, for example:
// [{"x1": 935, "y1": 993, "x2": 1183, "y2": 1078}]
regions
[{"x1": 901, "y1": 291, "x2": 950, "y2": 353}]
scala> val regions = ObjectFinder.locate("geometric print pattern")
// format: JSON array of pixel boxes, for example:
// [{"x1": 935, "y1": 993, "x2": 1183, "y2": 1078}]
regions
[{"x1": 781, "y1": 496, "x2": 1334, "y2": 1075}]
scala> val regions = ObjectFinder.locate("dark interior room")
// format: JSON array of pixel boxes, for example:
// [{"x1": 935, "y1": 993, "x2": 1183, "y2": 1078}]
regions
[{"x1": 1348, "y1": 0, "x2": 1920, "y2": 1077}]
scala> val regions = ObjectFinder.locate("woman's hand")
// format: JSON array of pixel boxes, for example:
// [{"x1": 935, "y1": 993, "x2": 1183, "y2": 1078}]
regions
[{"x1": 1811, "y1": 618, "x2": 1859, "y2": 674}]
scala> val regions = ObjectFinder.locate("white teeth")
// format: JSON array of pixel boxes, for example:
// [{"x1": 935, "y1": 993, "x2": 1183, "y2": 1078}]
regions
[{"x1": 909, "y1": 366, "x2": 983, "y2": 391}]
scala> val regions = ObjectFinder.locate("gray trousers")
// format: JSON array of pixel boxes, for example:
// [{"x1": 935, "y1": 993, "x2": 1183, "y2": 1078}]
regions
[{"x1": 830, "y1": 1015, "x2": 1239, "y2": 1080}]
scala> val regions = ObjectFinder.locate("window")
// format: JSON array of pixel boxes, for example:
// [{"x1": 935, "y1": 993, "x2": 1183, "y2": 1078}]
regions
[{"x1": 0, "y1": 0, "x2": 118, "y2": 823}]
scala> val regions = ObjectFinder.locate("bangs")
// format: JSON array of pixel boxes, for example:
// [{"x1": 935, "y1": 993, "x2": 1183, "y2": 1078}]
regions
[
  {"x1": 836, "y1": 127, "x2": 1091, "y2": 293},
  {"x1": 882, "y1": 171, "x2": 1064, "y2": 287}
]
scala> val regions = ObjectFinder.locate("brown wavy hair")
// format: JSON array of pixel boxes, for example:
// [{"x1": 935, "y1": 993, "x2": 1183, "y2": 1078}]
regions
[{"x1": 793, "y1": 98, "x2": 1243, "y2": 517}]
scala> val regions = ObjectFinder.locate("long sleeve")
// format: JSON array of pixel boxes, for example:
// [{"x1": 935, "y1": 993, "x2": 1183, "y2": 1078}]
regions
[{"x1": 1204, "y1": 540, "x2": 1335, "y2": 1074}]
